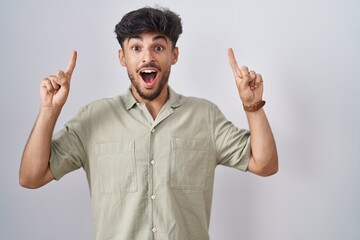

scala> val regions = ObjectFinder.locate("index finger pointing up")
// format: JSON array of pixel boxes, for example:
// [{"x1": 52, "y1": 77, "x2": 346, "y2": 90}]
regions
[
  {"x1": 65, "y1": 50, "x2": 77, "y2": 79},
  {"x1": 228, "y1": 48, "x2": 243, "y2": 78}
]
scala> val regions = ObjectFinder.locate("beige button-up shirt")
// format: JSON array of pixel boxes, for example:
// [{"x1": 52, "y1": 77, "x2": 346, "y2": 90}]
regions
[{"x1": 50, "y1": 87, "x2": 251, "y2": 240}]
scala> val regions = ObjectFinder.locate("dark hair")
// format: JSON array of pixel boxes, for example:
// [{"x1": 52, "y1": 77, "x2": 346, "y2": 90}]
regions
[{"x1": 115, "y1": 7, "x2": 182, "y2": 48}]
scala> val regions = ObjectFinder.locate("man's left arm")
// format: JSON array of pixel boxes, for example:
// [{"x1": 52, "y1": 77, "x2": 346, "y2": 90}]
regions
[{"x1": 228, "y1": 48, "x2": 278, "y2": 176}]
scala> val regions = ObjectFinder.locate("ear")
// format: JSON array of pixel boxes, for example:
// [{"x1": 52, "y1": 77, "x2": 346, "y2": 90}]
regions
[
  {"x1": 171, "y1": 47, "x2": 179, "y2": 65},
  {"x1": 118, "y1": 49, "x2": 126, "y2": 66}
]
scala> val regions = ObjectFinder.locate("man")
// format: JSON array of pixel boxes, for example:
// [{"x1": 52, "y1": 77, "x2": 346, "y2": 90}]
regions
[{"x1": 20, "y1": 7, "x2": 278, "y2": 240}]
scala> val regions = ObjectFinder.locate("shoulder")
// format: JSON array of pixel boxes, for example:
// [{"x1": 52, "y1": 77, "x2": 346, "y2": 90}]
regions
[
  {"x1": 79, "y1": 95, "x2": 126, "y2": 112},
  {"x1": 69, "y1": 95, "x2": 127, "y2": 123},
  {"x1": 176, "y1": 92, "x2": 219, "y2": 111},
  {"x1": 179, "y1": 95, "x2": 219, "y2": 113}
]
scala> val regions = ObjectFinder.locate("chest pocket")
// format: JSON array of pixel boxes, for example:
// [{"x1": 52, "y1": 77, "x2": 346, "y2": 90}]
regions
[
  {"x1": 170, "y1": 138, "x2": 209, "y2": 190},
  {"x1": 96, "y1": 142, "x2": 137, "y2": 193}
]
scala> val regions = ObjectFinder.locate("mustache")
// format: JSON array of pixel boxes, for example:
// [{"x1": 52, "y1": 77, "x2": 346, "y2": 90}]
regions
[{"x1": 136, "y1": 63, "x2": 161, "y2": 72}]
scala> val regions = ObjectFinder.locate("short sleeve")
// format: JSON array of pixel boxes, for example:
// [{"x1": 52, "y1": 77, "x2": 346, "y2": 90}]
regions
[
  {"x1": 212, "y1": 105, "x2": 251, "y2": 171},
  {"x1": 49, "y1": 109, "x2": 88, "y2": 180}
]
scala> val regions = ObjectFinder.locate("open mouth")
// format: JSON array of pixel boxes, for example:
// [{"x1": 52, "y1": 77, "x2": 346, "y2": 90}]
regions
[{"x1": 140, "y1": 69, "x2": 158, "y2": 87}]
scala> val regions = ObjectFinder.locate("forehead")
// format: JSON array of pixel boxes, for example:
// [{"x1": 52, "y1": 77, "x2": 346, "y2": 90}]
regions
[{"x1": 126, "y1": 32, "x2": 169, "y2": 44}]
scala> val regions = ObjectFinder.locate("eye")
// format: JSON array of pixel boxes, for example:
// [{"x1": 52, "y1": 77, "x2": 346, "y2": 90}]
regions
[
  {"x1": 154, "y1": 45, "x2": 164, "y2": 52},
  {"x1": 131, "y1": 45, "x2": 140, "y2": 51}
]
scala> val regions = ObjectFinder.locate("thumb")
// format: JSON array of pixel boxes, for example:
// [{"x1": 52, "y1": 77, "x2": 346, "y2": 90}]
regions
[{"x1": 65, "y1": 50, "x2": 77, "y2": 79}]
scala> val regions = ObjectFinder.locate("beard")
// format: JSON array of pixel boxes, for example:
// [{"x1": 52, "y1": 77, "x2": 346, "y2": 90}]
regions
[{"x1": 128, "y1": 67, "x2": 171, "y2": 101}]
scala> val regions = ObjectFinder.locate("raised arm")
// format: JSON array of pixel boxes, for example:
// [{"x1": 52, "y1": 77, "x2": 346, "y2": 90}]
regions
[
  {"x1": 19, "y1": 51, "x2": 77, "y2": 188},
  {"x1": 228, "y1": 48, "x2": 278, "y2": 176}
]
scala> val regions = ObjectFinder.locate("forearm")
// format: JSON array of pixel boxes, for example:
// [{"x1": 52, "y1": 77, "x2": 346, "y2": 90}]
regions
[
  {"x1": 228, "y1": 49, "x2": 278, "y2": 176},
  {"x1": 20, "y1": 51, "x2": 77, "y2": 188},
  {"x1": 19, "y1": 107, "x2": 61, "y2": 188},
  {"x1": 246, "y1": 109, "x2": 278, "y2": 176}
]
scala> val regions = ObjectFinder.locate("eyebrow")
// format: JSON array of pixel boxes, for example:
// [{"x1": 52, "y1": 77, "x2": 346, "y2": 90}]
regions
[{"x1": 127, "y1": 35, "x2": 168, "y2": 44}]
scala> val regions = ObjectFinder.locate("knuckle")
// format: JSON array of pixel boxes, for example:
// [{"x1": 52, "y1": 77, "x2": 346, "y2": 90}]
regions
[
  {"x1": 240, "y1": 66, "x2": 249, "y2": 71},
  {"x1": 42, "y1": 78, "x2": 51, "y2": 86},
  {"x1": 56, "y1": 70, "x2": 65, "y2": 77}
]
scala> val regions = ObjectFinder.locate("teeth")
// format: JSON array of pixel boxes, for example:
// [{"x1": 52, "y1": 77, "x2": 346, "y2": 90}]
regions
[{"x1": 142, "y1": 70, "x2": 156, "y2": 73}]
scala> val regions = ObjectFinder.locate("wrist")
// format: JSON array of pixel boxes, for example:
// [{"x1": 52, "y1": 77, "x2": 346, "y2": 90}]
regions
[{"x1": 39, "y1": 105, "x2": 62, "y2": 119}]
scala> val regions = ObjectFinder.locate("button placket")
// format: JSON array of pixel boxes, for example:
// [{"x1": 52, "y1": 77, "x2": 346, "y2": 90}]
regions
[{"x1": 149, "y1": 125, "x2": 156, "y2": 237}]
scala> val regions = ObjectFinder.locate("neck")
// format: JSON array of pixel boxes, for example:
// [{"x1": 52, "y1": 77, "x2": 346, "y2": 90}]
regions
[{"x1": 131, "y1": 85, "x2": 169, "y2": 120}]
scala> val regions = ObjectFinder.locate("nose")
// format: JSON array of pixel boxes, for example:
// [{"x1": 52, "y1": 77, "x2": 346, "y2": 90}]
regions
[{"x1": 142, "y1": 48, "x2": 155, "y2": 63}]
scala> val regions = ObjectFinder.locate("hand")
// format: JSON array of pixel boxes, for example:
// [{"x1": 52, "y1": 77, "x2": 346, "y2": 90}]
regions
[
  {"x1": 40, "y1": 51, "x2": 77, "y2": 110},
  {"x1": 228, "y1": 48, "x2": 263, "y2": 105}
]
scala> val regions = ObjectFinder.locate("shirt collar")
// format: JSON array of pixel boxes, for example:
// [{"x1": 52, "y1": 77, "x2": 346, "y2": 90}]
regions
[
  {"x1": 167, "y1": 87, "x2": 181, "y2": 108},
  {"x1": 123, "y1": 88, "x2": 138, "y2": 110},
  {"x1": 123, "y1": 86, "x2": 181, "y2": 111}
]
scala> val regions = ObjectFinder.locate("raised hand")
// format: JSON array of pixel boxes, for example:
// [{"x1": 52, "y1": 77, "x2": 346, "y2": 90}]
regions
[
  {"x1": 40, "y1": 51, "x2": 77, "y2": 109},
  {"x1": 228, "y1": 48, "x2": 263, "y2": 106}
]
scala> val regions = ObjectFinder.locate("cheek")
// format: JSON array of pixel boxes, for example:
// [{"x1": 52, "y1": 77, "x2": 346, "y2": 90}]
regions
[
  {"x1": 122, "y1": 52, "x2": 139, "y2": 66},
  {"x1": 161, "y1": 57, "x2": 174, "y2": 67},
  {"x1": 123, "y1": 59, "x2": 138, "y2": 72}
]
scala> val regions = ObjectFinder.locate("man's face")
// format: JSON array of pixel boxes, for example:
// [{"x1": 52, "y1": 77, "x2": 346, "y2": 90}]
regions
[{"x1": 119, "y1": 32, "x2": 179, "y2": 102}]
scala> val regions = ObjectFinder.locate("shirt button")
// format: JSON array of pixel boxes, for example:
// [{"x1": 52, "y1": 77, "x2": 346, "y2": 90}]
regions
[
  {"x1": 151, "y1": 128, "x2": 155, "y2": 133},
  {"x1": 152, "y1": 227, "x2": 157, "y2": 233},
  {"x1": 150, "y1": 160, "x2": 156, "y2": 165},
  {"x1": 151, "y1": 195, "x2": 156, "y2": 200}
]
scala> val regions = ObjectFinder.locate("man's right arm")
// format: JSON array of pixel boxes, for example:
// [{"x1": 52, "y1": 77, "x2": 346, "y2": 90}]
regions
[{"x1": 19, "y1": 51, "x2": 77, "y2": 189}]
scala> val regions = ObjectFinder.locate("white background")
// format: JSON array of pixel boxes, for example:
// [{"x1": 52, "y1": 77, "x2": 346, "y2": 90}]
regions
[{"x1": 1, "y1": 0, "x2": 359, "y2": 239}]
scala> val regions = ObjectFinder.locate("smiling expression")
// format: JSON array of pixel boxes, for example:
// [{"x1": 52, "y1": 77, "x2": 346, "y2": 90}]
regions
[{"x1": 119, "y1": 32, "x2": 179, "y2": 102}]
